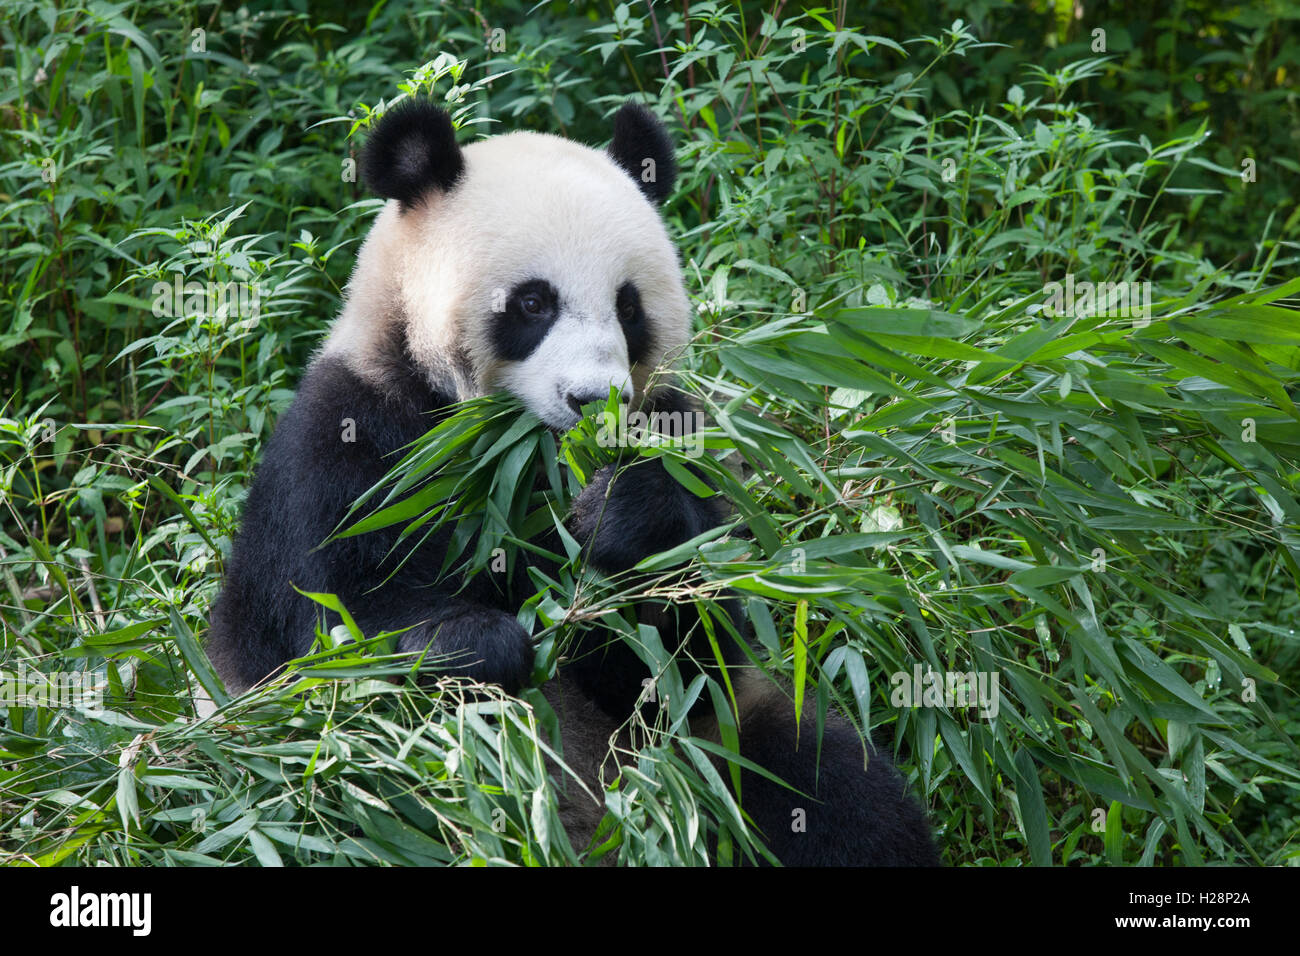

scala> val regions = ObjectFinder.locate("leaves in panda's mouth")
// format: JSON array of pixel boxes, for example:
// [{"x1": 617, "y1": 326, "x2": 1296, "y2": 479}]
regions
[
  {"x1": 327, "y1": 388, "x2": 643, "y2": 584},
  {"x1": 328, "y1": 387, "x2": 724, "y2": 586}
]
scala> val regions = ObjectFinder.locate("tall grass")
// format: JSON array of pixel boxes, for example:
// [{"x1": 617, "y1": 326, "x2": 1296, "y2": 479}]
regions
[{"x1": 1, "y1": 1, "x2": 1297, "y2": 866}]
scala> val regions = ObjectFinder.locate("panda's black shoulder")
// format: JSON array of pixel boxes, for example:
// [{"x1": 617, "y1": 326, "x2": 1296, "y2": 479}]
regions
[
  {"x1": 296, "y1": 328, "x2": 452, "y2": 452},
  {"x1": 206, "y1": 326, "x2": 457, "y2": 689},
  {"x1": 234, "y1": 323, "x2": 458, "y2": 554}
]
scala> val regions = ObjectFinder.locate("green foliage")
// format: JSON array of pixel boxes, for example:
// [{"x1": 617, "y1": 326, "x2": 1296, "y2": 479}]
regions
[
  {"x1": 332, "y1": 393, "x2": 564, "y2": 583},
  {"x1": 1, "y1": 0, "x2": 1298, "y2": 866}
]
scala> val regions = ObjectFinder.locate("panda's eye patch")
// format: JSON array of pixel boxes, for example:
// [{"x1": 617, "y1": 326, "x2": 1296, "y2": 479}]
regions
[
  {"x1": 616, "y1": 282, "x2": 642, "y2": 326},
  {"x1": 616, "y1": 281, "x2": 650, "y2": 366},
  {"x1": 491, "y1": 279, "x2": 561, "y2": 362}
]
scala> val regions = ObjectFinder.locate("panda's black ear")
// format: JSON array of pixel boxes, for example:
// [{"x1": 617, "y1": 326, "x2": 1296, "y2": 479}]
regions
[
  {"x1": 362, "y1": 100, "x2": 465, "y2": 209},
  {"x1": 607, "y1": 102, "x2": 676, "y2": 205}
]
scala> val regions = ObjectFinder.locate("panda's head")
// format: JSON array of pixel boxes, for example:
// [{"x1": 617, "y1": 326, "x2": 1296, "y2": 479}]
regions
[{"x1": 326, "y1": 100, "x2": 689, "y2": 430}]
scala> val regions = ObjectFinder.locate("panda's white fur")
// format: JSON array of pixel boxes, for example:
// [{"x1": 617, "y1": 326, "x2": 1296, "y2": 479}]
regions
[
  {"x1": 206, "y1": 101, "x2": 939, "y2": 866},
  {"x1": 324, "y1": 131, "x2": 688, "y2": 428}
]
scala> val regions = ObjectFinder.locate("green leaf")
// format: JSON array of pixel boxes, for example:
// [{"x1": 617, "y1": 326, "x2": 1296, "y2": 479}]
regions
[
  {"x1": 792, "y1": 600, "x2": 809, "y2": 745},
  {"x1": 1014, "y1": 749, "x2": 1052, "y2": 865}
]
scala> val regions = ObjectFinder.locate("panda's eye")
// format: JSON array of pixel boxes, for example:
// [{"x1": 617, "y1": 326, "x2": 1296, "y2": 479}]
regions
[
  {"x1": 520, "y1": 293, "x2": 545, "y2": 317},
  {"x1": 509, "y1": 281, "x2": 557, "y2": 321}
]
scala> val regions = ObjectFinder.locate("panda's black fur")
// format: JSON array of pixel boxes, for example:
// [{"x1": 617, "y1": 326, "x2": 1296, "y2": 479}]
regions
[{"x1": 206, "y1": 100, "x2": 939, "y2": 867}]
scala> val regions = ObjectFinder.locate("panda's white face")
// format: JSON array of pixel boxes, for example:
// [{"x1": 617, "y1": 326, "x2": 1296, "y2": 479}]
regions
[
  {"x1": 486, "y1": 276, "x2": 639, "y2": 429},
  {"x1": 327, "y1": 124, "x2": 691, "y2": 430}
]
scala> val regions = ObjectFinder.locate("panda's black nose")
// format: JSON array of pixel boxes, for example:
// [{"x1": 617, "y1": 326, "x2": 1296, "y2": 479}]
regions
[{"x1": 566, "y1": 390, "x2": 619, "y2": 416}]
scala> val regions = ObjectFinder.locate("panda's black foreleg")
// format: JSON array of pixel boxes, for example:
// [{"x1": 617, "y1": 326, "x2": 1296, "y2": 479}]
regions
[
  {"x1": 565, "y1": 386, "x2": 728, "y2": 580},
  {"x1": 351, "y1": 592, "x2": 534, "y2": 695},
  {"x1": 563, "y1": 455, "x2": 743, "y2": 716},
  {"x1": 567, "y1": 455, "x2": 726, "y2": 576}
]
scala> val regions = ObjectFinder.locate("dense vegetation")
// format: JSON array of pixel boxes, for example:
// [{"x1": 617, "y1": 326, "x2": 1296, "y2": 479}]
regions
[{"x1": 1, "y1": 0, "x2": 1297, "y2": 866}]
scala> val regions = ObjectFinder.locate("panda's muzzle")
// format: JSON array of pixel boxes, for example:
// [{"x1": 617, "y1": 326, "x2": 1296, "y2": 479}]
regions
[{"x1": 564, "y1": 385, "x2": 628, "y2": 418}]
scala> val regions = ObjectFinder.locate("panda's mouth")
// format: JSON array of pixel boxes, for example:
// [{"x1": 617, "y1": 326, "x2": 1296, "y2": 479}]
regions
[
  {"x1": 492, "y1": 360, "x2": 634, "y2": 434},
  {"x1": 547, "y1": 386, "x2": 615, "y2": 433},
  {"x1": 539, "y1": 393, "x2": 580, "y2": 432}
]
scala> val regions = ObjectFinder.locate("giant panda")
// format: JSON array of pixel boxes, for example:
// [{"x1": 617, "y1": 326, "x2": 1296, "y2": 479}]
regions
[{"x1": 206, "y1": 99, "x2": 939, "y2": 866}]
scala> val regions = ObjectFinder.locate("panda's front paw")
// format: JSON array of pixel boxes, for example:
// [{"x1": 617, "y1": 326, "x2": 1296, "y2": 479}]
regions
[
  {"x1": 397, "y1": 604, "x2": 534, "y2": 694},
  {"x1": 568, "y1": 458, "x2": 712, "y2": 574}
]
